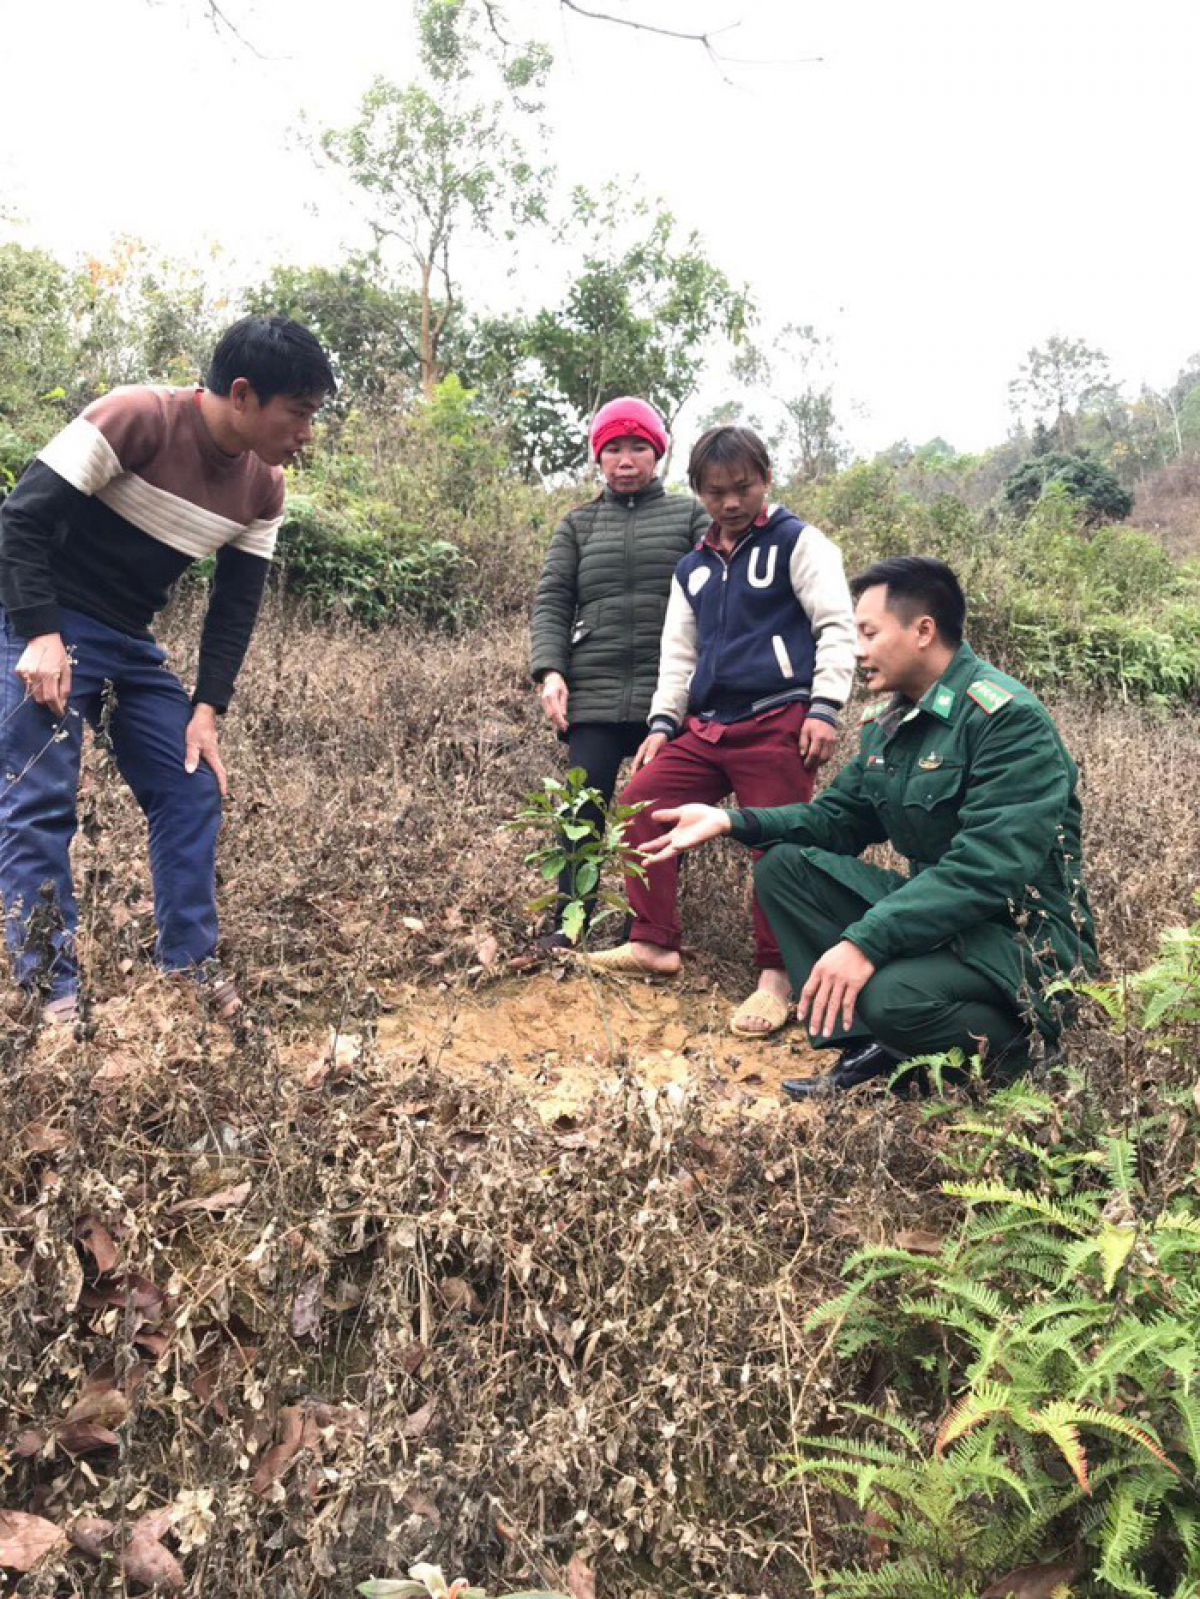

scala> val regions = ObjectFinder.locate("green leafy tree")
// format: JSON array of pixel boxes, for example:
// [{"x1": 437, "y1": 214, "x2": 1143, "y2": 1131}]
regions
[
  {"x1": 1009, "y1": 335, "x2": 1113, "y2": 452},
  {"x1": 68, "y1": 237, "x2": 229, "y2": 405},
  {"x1": 0, "y1": 243, "x2": 75, "y2": 484},
  {"x1": 248, "y1": 260, "x2": 426, "y2": 410},
  {"x1": 523, "y1": 186, "x2": 753, "y2": 473},
  {"x1": 321, "y1": 0, "x2": 552, "y2": 398},
  {"x1": 1004, "y1": 450, "x2": 1133, "y2": 526}
]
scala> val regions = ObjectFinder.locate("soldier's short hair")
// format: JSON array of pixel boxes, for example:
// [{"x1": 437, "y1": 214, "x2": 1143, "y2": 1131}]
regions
[{"x1": 851, "y1": 555, "x2": 966, "y2": 645}]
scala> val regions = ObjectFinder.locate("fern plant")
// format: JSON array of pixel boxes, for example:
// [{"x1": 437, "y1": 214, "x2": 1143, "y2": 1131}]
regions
[{"x1": 790, "y1": 1071, "x2": 1200, "y2": 1596}]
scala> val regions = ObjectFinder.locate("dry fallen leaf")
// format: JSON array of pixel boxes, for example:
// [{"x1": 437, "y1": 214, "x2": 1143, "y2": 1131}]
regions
[
  {"x1": 64, "y1": 1387, "x2": 129, "y2": 1429},
  {"x1": 981, "y1": 1560, "x2": 1083, "y2": 1599},
  {"x1": 57, "y1": 1421, "x2": 121, "y2": 1455},
  {"x1": 567, "y1": 1551, "x2": 596, "y2": 1599},
  {"x1": 475, "y1": 934, "x2": 500, "y2": 968},
  {"x1": 68, "y1": 1516, "x2": 115, "y2": 1560},
  {"x1": 291, "y1": 1273, "x2": 324, "y2": 1339},
  {"x1": 170, "y1": 1181, "x2": 253, "y2": 1216},
  {"x1": 75, "y1": 1215, "x2": 120, "y2": 1273},
  {"x1": 251, "y1": 1405, "x2": 308, "y2": 1496},
  {"x1": 0, "y1": 1510, "x2": 68, "y2": 1572},
  {"x1": 402, "y1": 1487, "x2": 442, "y2": 1526},
  {"x1": 440, "y1": 1277, "x2": 483, "y2": 1316},
  {"x1": 895, "y1": 1229, "x2": 945, "y2": 1256},
  {"x1": 21, "y1": 1121, "x2": 69, "y2": 1155},
  {"x1": 69, "y1": 1516, "x2": 184, "y2": 1594},
  {"x1": 401, "y1": 1398, "x2": 438, "y2": 1439},
  {"x1": 123, "y1": 1530, "x2": 185, "y2": 1592}
]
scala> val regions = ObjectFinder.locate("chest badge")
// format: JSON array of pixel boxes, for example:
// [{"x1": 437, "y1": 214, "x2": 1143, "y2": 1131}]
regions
[{"x1": 918, "y1": 752, "x2": 944, "y2": 770}]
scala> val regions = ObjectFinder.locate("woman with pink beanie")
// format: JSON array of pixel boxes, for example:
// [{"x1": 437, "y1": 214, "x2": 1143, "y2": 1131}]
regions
[{"x1": 529, "y1": 398, "x2": 710, "y2": 950}]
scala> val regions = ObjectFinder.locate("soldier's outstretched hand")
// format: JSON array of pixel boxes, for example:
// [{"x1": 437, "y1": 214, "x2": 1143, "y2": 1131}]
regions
[{"x1": 642, "y1": 804, "x2": 732, "y2": 866}]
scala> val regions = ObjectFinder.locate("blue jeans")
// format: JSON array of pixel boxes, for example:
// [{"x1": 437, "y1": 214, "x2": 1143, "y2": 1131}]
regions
[{"x1": 0, "y1": 605, "x2": 223, "y2": 999}]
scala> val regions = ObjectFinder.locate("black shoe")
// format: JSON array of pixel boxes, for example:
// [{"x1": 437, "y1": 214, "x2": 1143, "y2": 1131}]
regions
[
  {"x1": 535, "y1": 930, "x2": 574, "y2": 955},
  {"x1": 782, "y1": 1041, "x2": 907, "y2": 1102}
]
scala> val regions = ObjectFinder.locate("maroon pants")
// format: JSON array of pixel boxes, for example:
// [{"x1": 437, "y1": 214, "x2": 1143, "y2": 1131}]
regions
[{"x1": 618, "y1": 703, "x2": 815, "y2": 969}]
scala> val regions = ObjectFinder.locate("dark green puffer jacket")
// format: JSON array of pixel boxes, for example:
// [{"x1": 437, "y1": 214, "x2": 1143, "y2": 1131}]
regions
[{"x1": 530, "y1": 478, "x2": 710, "y2": 726}]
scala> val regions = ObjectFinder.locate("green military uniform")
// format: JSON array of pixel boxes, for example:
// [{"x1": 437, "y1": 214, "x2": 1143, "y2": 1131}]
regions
[{"x1": 728, "y1": 642, "x2": 1098, "y2": 1071}]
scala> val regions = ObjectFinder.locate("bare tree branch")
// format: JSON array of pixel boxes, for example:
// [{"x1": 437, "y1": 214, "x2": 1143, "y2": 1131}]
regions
[
  {"x1": 558, "y1": 0, "x2": 740, "y2": 52},
  {"x1": 200, "y1": 0, "x2": 268, "y2": 58}
]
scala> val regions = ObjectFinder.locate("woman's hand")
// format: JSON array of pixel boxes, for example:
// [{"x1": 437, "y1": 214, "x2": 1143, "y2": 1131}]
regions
[
  {"x1": 630, "y1": 731, "x2": 669, "y2": 773},
  {"x1": 539, "y1": 671, "x2": 570, "y2": 733},
  {"x1": 640, "y1": 804, "x2": 732, "y2": 866}
]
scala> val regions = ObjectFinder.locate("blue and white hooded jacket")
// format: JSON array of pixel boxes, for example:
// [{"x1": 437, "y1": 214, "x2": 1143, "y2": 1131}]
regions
[{"x1": 648, "y1": 506, "x2": 856, "y2": 736}]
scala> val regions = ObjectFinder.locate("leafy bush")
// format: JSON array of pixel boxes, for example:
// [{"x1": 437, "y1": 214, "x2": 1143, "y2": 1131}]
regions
[
  {"x1": 789, "y1": 1073, "x2": 1200, "y2": 1596},
  {"x1": 276, "y1": 493, "x2": 474, "y2": 629},
  {"x1": 509, "y1": 766, "x2": 647, "y2": 943},
  {"x1": 1005, "y1": 452, "x2": 1135, "y2": 526}
]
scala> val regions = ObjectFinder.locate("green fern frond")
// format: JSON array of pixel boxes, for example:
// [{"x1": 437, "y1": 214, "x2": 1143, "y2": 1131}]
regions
[
  {"x1": 944, "y1": 1121, "x2": 1057, "y2": 1165},
  {"x1": 1173, "y1": 1391, "x2": 1200, "y2": 1472},
  {"x1": 838, "y1": 1403, "x2": 923, "y2": 1450},
  {"x1": 817, "y1": 1553, "x2": 971, "y2": 1598},
  {"x1": 1102, "y1": 1134, "x2": 1142, "y2": 1196},
  {"x1": 1036, "y1": 1400, "x2": 1177, "y2": 1474},
  {"x1": 935, "y1": 1380, "x2": 1013, "y2": 1455},
  {"x1": 942, "y1": 1181, "x2": 1092, "y2": 1237},
  {"x1": 785, "y1": 1435, "x2": 917, "y2": 1471}
]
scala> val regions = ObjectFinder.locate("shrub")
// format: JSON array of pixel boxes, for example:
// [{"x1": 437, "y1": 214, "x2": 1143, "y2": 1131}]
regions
[
  {"x1": 790, "y1": 1071, "x2": 1200, "y2": 1596},
  {"x1": 276, "y1": 493, "x2": 474, "y2": 630},
  {"x1": 1004, "y1": 452, "x2": 1135, "y2": 526}
]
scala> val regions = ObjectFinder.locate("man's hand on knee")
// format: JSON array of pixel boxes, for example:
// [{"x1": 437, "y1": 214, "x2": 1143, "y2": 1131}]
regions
[
  {"x1": 641, "y1": 804, "x2": 731, "y2": 865},
  {"x1": 798, "y1": 939, "x2": 876, "y2": 1037},
  {"x1": 16, "y1": 633, "x2": 72, "y2": 718},
  {"x1": 184, "y1": 704, "x2": 228, "y2": 797}
]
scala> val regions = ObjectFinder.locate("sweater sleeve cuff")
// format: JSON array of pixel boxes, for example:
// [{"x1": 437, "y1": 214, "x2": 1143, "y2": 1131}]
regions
[
  {"x1": 7, "y1": 602, "x2": 63, "y2": 641},
  {"x1": 648, "y1": 715, "x2": 679, "y2": 738},
  {"x1": 192, "y1": 678, "x2": 231, "y2": 715},
  {"x1": 807, "y1": 696, "x2": 842, "y2": 727},
  {"x1": 726, "y1": 808, "x2": 763, "y2": 845}
]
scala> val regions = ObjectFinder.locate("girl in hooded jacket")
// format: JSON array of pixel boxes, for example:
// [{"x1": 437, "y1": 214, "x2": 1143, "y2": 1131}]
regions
[{"x1": 529, "y1": 398, "x2": 709, "y2": 950}]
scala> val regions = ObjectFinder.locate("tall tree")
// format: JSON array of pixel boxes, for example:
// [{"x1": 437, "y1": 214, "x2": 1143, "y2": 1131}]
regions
[
  {"x1": 321, "y1": 0, "x2": 552, "y2": 397},
  {"x1": 770, "y1": 323, "x2": 846, "y2": 481},
  {"x1": 1008, "y1": 335, "x2": 1112, "y2": 451},
  {"x1": 524, "y1": 186, "x2": 752, "y2": 472}
]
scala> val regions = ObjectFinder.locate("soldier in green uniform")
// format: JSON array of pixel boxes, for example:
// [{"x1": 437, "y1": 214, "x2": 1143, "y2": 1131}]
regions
[{"x1": 641, "y1": 556, "x2": 1098, "y2": 1097}]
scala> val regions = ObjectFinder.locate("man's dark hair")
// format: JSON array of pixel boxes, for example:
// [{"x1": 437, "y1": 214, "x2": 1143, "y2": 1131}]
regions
[
  {"x1": 850, "y1": 555, "x2": 967, "y2": 645},
  {"x1": 206, "y1": 315, "x2": 337, "y2": 403},
  {"x1": 688, "y1": 425, "x2": 772, "y2": 492}
]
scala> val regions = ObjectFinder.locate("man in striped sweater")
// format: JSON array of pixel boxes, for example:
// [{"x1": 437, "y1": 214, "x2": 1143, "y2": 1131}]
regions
[{"x1": 0, "y1": 315, "x2": 335, "y2": 1024}]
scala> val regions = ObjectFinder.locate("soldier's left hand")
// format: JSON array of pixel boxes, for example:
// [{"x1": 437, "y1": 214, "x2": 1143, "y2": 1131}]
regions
[
  {"x1": 184, "y1": 705, "x2": 228, "y2": 797},
  {"x1": 798, "y1": 939, "x2": 876, "y2": 1037},
  {"x1": 798, "y1": 716, "x2": 837, "y2": 770}
]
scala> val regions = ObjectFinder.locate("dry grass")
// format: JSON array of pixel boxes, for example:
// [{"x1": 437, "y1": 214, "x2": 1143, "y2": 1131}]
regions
[{"x1": 2, "y1": 597, "x2": 1199, "y2": 1597}]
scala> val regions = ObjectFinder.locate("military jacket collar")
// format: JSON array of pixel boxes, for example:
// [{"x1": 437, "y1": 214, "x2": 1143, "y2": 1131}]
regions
[{"x1": 865, "y1": 643, "x2": 980, "y2": 741}]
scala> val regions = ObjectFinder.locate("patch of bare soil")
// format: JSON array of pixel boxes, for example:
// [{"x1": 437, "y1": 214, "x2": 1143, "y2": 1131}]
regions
[{"x1": 372, "y1": 968, "x2": 829, "y2": 1124}]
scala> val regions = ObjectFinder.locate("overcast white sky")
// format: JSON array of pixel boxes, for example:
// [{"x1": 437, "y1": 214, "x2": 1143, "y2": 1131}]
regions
[{"x1": 2, "y1": 0, "x2": 1198, "y2": 456}]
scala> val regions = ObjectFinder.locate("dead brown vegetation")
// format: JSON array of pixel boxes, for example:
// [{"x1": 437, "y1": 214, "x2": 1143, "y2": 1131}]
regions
[{"x1": 2, "y1": 597, "x2": 1198, "y2": 1596}]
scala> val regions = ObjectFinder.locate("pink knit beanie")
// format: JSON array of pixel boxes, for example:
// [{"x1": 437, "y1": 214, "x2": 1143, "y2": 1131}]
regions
[{"x1": 589, "y1": 397, "x2": 669, "y2": 460}]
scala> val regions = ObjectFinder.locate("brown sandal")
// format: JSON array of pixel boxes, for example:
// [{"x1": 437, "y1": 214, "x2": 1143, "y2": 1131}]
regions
[{"x1": 730, "y1": 990, "x2": 791, "y2": 1037}]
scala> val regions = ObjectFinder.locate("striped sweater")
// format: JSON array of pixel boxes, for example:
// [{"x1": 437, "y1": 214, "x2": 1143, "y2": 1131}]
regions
[{"x1": 0, "y1": 385, "x2": 284, "y2": 710}]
